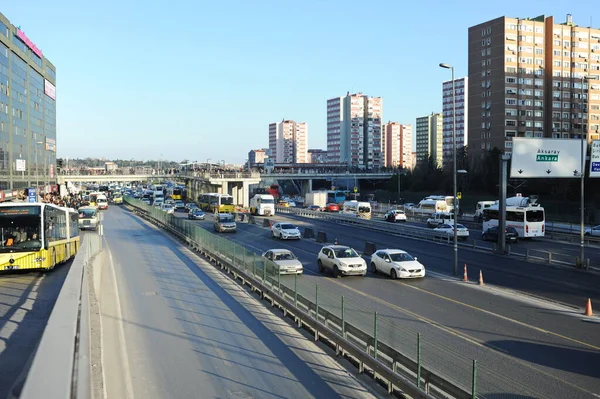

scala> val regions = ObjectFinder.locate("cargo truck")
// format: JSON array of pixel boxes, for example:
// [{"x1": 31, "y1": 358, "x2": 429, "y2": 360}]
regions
[{"x1": 304, "y1": 191, "x2": 328, "y2": 210}]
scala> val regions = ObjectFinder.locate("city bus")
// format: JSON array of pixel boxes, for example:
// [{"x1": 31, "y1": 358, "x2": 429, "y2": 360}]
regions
[
  {"x1": 326, "y1": 190, "x2": 348, "y2": 204},
  {"x1": 0, "y1": 203, "x2": 80, "y2": 271},
  {"x1": 198, "y1": 193, "x2": 235, "y2": 213},
  {"x1": 482, "y1": 197, "x2": 545, "y2": 238},
  {"x1": 167, "y1": 186, "x2": 185, "y2": 201}
]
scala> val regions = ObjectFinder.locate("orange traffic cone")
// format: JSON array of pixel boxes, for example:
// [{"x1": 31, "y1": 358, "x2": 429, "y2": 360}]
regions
[
  {"x1": 478, "y1": 270, "x2": 485, "y2": 286},
  {"x1": 585, "y1": 298, "x2": 593, "y2": 316},
  {"x1": 462, "y1": 264, "x2": 469, "y2": 282}
]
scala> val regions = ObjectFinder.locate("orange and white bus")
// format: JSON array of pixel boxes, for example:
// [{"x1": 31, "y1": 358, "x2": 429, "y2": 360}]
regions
[{"x1": 0, "y1": 203, "x2": 80, "y2": 271}]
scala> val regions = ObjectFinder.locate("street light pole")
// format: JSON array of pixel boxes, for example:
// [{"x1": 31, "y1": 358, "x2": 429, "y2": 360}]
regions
[
  {"x1": 580, "y1": 76, "x2": 588, "y2": 266},
  {"x1": 440, "y1": 62, "x2": 458, "y2": 276}
]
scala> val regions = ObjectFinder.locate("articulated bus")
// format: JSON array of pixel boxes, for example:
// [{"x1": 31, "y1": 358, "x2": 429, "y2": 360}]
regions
[
  {"x1": 198, "y1": 193, "x2": 235, "y2": 213},
  {"x1": 482, "y1": 197, "x2": 545, "y2": 238},
  {"x1": 0, "y1": 203, "x2": 80, "y2": 271}
]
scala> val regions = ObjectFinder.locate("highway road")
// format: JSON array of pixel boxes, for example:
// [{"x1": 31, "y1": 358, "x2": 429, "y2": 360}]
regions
[
  {"x1": 0, "y1": 257, "x2": 72, "y2": 398},
  {"x1": 370, "y1": 212, "x2": 600, "y2": 267},
  {"x1": 168, "y1": 209, "x2": 600, "y2": 398},
  {"x1": 98, "y1": 206, "x2": 385, "y2": 399}
]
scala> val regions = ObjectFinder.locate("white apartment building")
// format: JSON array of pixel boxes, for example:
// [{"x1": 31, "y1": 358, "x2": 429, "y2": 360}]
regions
[{"x1": 268, "y1": 120, "x2": 308, "y2": 163}]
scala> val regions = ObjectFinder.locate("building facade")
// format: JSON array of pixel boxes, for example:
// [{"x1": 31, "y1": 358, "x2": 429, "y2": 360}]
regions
[
  {"x1": 327, "y1": 92, "x2": 383, "y2": 169},
  {"x1": 468, "y1": 14, "x2": 600, "y2": 162},
  {"x1": 399, "y1": 124, "x2": 413, "y2": 169},
  {"x1": 415, "y1": 113, "x2": 443, "y2": 167},
  {"x1": 442, "y1": 77, "x2": 468, "y2": 169},
  {"x1": 0, "y1": 12, "x2": 57, "y2": 192},
  {"x1": 307, "y1": 149, "x2": 327, "y2": 163},
  {"x1": 248, "y1": 149, "x2": 268, "y2": 166},
  {"x1": 268, "y1": 120, "x2": 308, "y2": 164},
  {"x1": 382, "y1": 122, "x2": 413, "y2": 169}
]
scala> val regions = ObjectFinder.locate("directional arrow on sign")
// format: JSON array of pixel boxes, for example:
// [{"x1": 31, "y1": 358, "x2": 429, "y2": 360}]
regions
[
  {"x1": 518, "y1": 169, "x2": 523, "y2": 174},
  {"x1": 546, "y1": 169, "x2": 551, "y2": 174},
  {"x1": 573, "y1": 169, "x2": 579, "y2": 176}
]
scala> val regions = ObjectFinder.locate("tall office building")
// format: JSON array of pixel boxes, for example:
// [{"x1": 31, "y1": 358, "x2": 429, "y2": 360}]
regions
[
  {"x1": 442, "y1": 77, "x2": 468, "y2": 169},
  {"x1": 268, "y1": 120, "x2": 308, "y2": 164},
  {"x1": 415, "y1": 113, "x2": 443, "y2": 167},
  {"x1": 0, "y1": 12, "x2": 57, "y2": 192},
  {"x1": 327, "y1": 92, "x2": 383, "y2": 169},
  {"x1": 468, "y1": 14, "x2": 600, "y2": 161},
  {"x1": 247, "y1": 149, "x2": 268, "y2": 166},
  {"x1": 382, "y1": 122, "x2": 413, "y2": 168}
]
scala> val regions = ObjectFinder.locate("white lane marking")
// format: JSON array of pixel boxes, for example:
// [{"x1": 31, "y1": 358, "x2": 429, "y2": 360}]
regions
[{"x1": 104, "y1": 240, "x2": 136, "y2": 399}]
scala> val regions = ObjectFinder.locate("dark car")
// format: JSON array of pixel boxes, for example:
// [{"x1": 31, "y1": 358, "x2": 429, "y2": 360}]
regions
[
  {"x1": 188, "y1": 209, "x2": 205, "y2": 220},
  {"x1": 306, "y1": 205, "x2": 322, "y2": 211},
  {"x1": 482, "y1": 226, "x2": 519, "y2": 243}
]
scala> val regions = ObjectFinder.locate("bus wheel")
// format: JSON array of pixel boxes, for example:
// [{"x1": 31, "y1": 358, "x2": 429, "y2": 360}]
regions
[{"x1": 49, "y1": 249, "x2": 56, "y2": 271}]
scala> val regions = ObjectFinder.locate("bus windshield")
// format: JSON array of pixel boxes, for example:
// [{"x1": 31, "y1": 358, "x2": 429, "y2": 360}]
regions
[
  {"x1": 221, "y1": 196, "x2": 234, "y2": 205},
  {"x1": 526, "y1": 210, "x2": 544, "y2": 222},
  {"x1": 0, "y1": 206, "x2": 42, "y2": 252}
]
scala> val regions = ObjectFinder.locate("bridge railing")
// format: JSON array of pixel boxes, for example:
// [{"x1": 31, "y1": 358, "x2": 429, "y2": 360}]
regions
[{"x1": 178, "y1": 171, "x2": 261, "y2": 179}]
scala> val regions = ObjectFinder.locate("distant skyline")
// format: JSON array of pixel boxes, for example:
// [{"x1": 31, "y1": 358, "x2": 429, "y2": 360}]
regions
[{"x1": 2, "y1": 1, "x2": 599, "y2": 163}]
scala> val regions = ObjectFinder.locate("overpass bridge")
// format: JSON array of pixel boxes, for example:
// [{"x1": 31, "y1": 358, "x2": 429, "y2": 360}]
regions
[{"x1": 58, "y1": 170, "x2": 395, "y2": 206}]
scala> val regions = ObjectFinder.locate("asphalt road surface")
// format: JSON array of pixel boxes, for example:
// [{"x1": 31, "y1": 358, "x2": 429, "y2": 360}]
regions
[
  {"x1": 171, "y1": 209, "x2": 600, "y2": 398},
  {"x1": 0, "y1": 258, "x2": 72, "y2": 398},
  {"x1": 98, "y1": 206, "x2": 385, "y2": 399}
]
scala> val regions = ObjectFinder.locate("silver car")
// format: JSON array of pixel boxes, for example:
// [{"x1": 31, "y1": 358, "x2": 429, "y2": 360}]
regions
[{"x1": 262, "y1": 249, "x2": 303, "y2": 275}]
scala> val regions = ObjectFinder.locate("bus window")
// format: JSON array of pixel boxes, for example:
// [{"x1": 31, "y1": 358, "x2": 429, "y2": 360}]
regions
[{"x1": 526, "y1": 210, "x2": 544, "y2": 222}]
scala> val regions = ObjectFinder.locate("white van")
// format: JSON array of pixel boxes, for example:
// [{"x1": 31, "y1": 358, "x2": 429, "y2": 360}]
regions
[
  {"x1": 249, "y1": 194, "x2": 275, "y2": 216},
  {"x1": 96, "y1": 194, "x2": 108, "y2": 210},
  {"x1": 474, "y1": 201, "x2": 496, "y2": 221},
  {"x1": 340, "y1": 200, "x2": 372, "y2": 219}
]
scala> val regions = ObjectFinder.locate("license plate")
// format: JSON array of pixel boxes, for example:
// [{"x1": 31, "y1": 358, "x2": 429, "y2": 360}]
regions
[
  {"x1": 5, "y1": 266, "x2": 19, "y2": 270},
  {"x1": 84, "y1": 220, "x2": 90, "y2": 225}
]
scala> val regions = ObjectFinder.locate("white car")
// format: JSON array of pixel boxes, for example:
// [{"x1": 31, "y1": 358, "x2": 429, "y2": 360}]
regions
[
  {"x1": 370, "y1": 249, "x2": 425, "y2": 279},
  {"x1": 584, "y1": 225, "x2": 600, "y2": 237},
  {"x1": 426, "y1": 212, "x2": 454, "y2": 228},
  {"x1": 262, "y1": 249, "x2": 303, "y2": 275},
  {"x1": 271, "y1": 222, "x2": 301, "y2": 240},
  {"x1": 161, "y1": 203, "x2": 175, "y2": 214},
  {"x1": 384, "y1": 209, "x2": 407, "y2": 222},
  {"x1": 433, "y1": 223, "x2": 469, "y2": 240},
  {"x1": 317, "y1": 245, "x2": 367, "y2": 278}
]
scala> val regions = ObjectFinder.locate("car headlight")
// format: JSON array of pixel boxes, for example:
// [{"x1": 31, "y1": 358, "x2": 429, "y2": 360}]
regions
[{"x1": 400, "y1": 268, "x2": 408, "y2": 272}]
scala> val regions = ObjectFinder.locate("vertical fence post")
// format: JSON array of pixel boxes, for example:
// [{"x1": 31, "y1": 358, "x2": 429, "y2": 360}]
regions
[
  {"x1": 471, "y1": 359, "x2": 477, "y2": 399},
  {"x1": 277, "y1": 267, "x2": 281, "y2": 295},
  {"x1": 232, "y1": 245, "x2": 236, "y2": 267},
  {"x1": 263, "y1": 258, "x2": 267, "y2": 282},
  {"x1": 315, "y1": 284, "x2": 319, "y2": 320},
  {"x1": 417, "y1": 333, "x2": 422, "y2": 388},
  {"x1": 294, "y1": 273, "x2": 298, "y2": 307},
  {"x1": 341, "y1": 295, "x2": 345, "y2": 338},
  {"x1": 252, "y1": 252, "x2": 256, "y2": 276},
  {"x1": 373, "y1": 312, "x2": 378, "y2": 360}
]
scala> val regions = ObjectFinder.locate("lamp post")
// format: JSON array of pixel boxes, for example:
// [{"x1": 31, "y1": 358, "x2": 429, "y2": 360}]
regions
[
  {"x1": 440, "y1": 62, "x2": 458, "y2": 276},
  {"x1": 579, "y1": 75, "x2": 594, "y2": 265}
]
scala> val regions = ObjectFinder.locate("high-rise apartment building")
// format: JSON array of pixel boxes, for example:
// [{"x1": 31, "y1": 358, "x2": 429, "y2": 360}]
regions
[
  {"x1": 268, "y1": 120, "x2": 308, "y2": 163},
  {"x1": 0, "y1": 12, "x2": 57, "y2": 192},
  {"x1": 307, "y1": 149, "x2": 327, "y2": 163},
  {"x1": 382, "y1": 122, "x2": 413, "y2": 168},
  {"x1": 442, "y1": 77, "x2": 469, "y2": 169},
  {"x1": 415, "y1": 113, "x2": 443, "y2": 167},
  {"x1": 327, "y1": 92, "x2": 382, "y2": 169},
  {"x1": 468, "y1": 14, "x2": 600, "y2": 161}
]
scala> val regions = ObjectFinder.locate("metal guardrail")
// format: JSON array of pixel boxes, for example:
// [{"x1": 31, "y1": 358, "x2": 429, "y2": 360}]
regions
[
  {"x1": 125, "y1": 196, "x2": 551, "y2": 398},
  {"x1": 19, "y1": 232, "x2": 103, "y2": 399},
  {"x1": 274, "y1": 206, "x2": 597, "y2": 269},
  {"x1": 125, "y1": 197, "x2": 476, "y2": 398}
]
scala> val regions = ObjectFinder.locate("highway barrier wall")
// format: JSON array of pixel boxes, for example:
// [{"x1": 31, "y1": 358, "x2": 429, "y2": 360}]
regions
[
  {"x1": 125, "y1": 197, "x2": 544, "y2": 398},
  {"x1": 19, "y1": 232, "x2": 102, "y2": 399}
]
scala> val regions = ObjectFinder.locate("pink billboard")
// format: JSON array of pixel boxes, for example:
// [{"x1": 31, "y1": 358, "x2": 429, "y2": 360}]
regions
[
  {"x1": 44, "y1": 79, "x2": 56, "y2": 100},
  {"x1": 16, "y1": 29, "x2": 43, "y2": 59}
]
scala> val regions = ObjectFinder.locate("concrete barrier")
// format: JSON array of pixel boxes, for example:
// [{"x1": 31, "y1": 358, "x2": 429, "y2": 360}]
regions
[
  {"x1": 263, "y1": 218, "x2": 271, "y2": 227},
  {"x1": 303, "y1": 227, "x2": 315, "y2": 239},
  {"x1": 363, "y1": 241, "x2": 376, "y2": 256},
  {"x1": 248, "y1": 214, "x2": 255, "y2": 224},
  {"x1": 239, "y1": 213, "x2": 245, "y2": 222},
  {"x1": 316, "y1": 231, "x2": 327, "y2": 243}
]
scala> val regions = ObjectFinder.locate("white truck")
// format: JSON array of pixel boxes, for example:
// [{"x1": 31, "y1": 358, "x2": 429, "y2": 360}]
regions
[
  {"x1": 304, "y1": 191, "x2": 328, "y2": 210},
  {"x1": 249, "y1": 194, "x2": 275, "y2": 216}
]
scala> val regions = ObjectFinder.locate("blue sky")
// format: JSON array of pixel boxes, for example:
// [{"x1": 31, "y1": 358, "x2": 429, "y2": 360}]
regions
[{"x1": 3, "y1": 1, "x2": 599, "y2": 163}]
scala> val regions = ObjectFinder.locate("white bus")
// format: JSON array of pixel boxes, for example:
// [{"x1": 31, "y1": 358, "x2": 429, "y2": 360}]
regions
[
  {"x1": 474, "y1": 201, "x2": 496, "y2": 221},
  {"x1": 426, "y1": 195, "x2": 456, "y2": 213},
  {"x1": 482, "y1": 197, "x2": 545, "y2": 238},
  {"x1": 341, "y1": 200, "x2": 372, "y2": 219}
]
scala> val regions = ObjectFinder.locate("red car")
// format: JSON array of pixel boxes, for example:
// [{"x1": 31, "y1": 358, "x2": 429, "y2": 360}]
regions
[{"x1": 325, "y1": 203, "x2": 340, "y2": 212}]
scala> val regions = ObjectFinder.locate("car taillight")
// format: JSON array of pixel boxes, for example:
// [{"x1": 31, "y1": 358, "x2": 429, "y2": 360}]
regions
[
  {"x1": 542, "y1": 224, "x2": 544, "y2": 233},
  {"x1": 526, "y1": 225, "x2": 529, "y2": 233}
]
